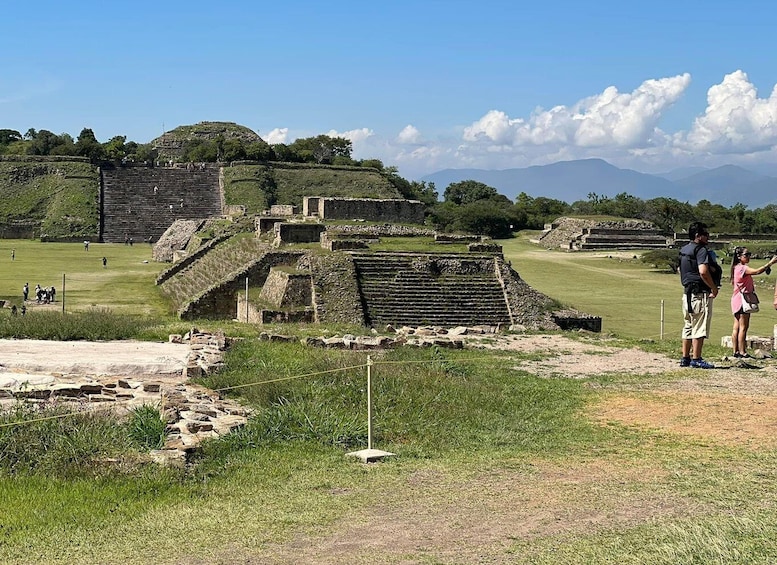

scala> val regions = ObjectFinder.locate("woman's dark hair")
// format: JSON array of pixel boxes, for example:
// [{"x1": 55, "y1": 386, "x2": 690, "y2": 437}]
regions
[{"x1": 730, "y1": 246, "x2": 746, "y2": 284}]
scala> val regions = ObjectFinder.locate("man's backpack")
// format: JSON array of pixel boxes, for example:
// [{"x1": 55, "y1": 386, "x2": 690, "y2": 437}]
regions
[{"x1": 680, "y1": 243, "x2": 722, "y2": 290}]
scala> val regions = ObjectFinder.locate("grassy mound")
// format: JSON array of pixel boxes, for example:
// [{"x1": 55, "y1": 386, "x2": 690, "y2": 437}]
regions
[
  {"x1": 0, "y1": 158, "x2": 99, "y2": 240},
  {"x1": 223, "y1": 163, "x2": 401, "y2": 214}
]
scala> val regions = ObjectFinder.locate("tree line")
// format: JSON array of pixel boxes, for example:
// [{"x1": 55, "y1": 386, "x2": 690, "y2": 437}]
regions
[
  {"x1": 4, "y1": 127, "x2": 773, "y2": 238},
  {"x1": 423, "y1": 181, "x2": 777, "y2": 239},
  {"x1": 0, "y1": 127, "x2": 383, "y2": 169}
]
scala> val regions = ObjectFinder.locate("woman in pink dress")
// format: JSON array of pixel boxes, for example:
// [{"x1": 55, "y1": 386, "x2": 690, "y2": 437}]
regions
[{"x1": 730, "y1": 247, "x2": 777, "y2": 357}]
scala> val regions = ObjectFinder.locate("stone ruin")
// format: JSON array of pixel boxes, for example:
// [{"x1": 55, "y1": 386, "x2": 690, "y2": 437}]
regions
[
  {"x1": 303, "y1": 196, "x2": 425, "y2": 224},
  {"x1": 0, "y1": 330, "x2": 248, "y2": 466},
  {"x1": 537, "y1": 217, "x2": 671, "y2": 250}
]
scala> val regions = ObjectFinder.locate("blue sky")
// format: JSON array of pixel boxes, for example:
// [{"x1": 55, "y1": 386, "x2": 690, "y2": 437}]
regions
[{"x1": 3, "y1": 0, "x2": 777, "y2": 179}]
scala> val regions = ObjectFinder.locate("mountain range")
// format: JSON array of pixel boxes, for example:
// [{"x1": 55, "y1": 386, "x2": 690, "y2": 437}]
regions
[{"x1": 420, "y1": 159, "x2": 777, "y2": 209}]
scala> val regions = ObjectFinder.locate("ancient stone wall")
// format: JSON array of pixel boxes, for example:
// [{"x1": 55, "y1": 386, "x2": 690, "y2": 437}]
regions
[
  {"x1": 297, "y1": 253, "x2": 365, "y2": 325},
  {"x1": 274, "y1": 222, "x2": 326, "y2": 244},
  {"x1": 259, "y1": 268, "x2": 313, "y2": 308},
  {"x1": 303, "y1": 196, "x2": 424, "y2": 224},
  {"x1": 326, "y1": 224, "x2": 435, "y2": 238},
  {"x1": 303, "y1": 197, "x2": 320, "y2": 216},
  {"x1": 0, "y1": 222, "x2": 37, "y2": 239},
  {"x1": 255, "y1": 216, "x2": 284, "y2": 235},
  {"x1": 270, "y1": 204, "x2": 298, "y2": 216},
  {"x1": 152, "y1": 219, "x2": 204, "y2": 262},
  {"x1": 182, "y1": 251, "x2": 305, "y2": 319}
]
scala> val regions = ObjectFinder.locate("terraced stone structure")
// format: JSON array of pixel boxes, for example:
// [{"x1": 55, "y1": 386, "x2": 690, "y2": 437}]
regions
[
  {"x1": 156, "y1": 225, "x2": 598, "y2": 331},
  {"x1": 353, "y1": 253, "x2": 512, "y2": 327},
  {"x1": 538, "y1": 217, "x2": 671, "y2": 250}
]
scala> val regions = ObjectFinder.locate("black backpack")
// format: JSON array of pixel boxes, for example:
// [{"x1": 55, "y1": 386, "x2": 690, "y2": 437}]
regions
[{"x1": 680, "y1": 243, "x2": 722, "y2": 290}]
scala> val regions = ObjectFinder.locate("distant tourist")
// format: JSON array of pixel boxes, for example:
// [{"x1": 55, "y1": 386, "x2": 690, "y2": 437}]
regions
[
  {"x1": 11, "y1": 249, "x2": 14, "y2": 261},
  {"x1": 22, "y1": 282, "x2": 28, "y2": 302},
  {"x1": 102, "y1": 257, "x2": 107, "y2": 268},
  {"x1": 84, "y1": 241, "x2": 89, "y2": 251},
  {"x1": 20, "y1": 304, "x2": 26, "y2": 316}
]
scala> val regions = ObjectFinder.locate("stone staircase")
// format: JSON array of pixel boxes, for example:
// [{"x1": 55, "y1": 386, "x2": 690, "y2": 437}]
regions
[
  {"x1": 160, "y1": 236, "x2": 270, "y2": 314},
  {"x1": 351, "y1": 252, "x2": 512, "y2": 327},
  {"x1": 575, "y1": 228, "x2": 670, "y2": 250},
  {"x1": 100, "y1": 164, "x2": 222, "y2": 242}
]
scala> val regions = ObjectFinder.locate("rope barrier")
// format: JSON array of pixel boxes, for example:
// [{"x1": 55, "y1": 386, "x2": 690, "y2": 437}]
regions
[
  {"x1": 213, "y1": 363, "x2": 368, "y2": 392},
  {"x1": 0, "y1": 405, "x2": 115, "y2": 429}
]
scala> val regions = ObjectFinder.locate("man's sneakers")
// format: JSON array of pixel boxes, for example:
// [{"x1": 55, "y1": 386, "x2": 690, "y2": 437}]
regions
[{"x1": 680, "y1": 357, "x2": 715, "y2": 369}]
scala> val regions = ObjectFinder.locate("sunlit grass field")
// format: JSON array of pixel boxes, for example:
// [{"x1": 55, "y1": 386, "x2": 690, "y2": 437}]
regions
[{"x1": 0, "y1": 239, "x2": 169, "y2": 316}]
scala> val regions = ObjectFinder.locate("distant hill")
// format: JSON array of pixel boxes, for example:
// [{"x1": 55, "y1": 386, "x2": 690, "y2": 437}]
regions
[
  {"x1": 421, "y1": 159, "x2": 777, "y2": 208},
  {"x1": 653, "y1": 167, "x2": 710, "y2": 182},
  {"x1": 673, "y1": 165, "x2": 777, "y2": 207}
]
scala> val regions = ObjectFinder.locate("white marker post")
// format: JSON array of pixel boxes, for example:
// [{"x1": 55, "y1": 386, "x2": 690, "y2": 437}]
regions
[{"x1": 346, "y1": 355, "x2": 395, "y2": 463}]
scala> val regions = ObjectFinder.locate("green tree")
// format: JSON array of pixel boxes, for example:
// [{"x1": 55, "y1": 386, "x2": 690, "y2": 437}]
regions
[
  {"x1": 443, "y1": 180, "x2": 499, "y2": 205},
  {"x1": 185, "y1": 139, "x2": 218, "y2": 162},
  {"x1": 75, "y1": 128, "x2": 106, "y2": 161},
  {"x1": 288, "y1": 135, "x2": 352, "y2": 164},
  {"x1": 455, "y1": 200, "x2": 514, "y2": 238},
  {"x1": 0, "y1": 129, "x2": 22, "y2": 145},
  {"x1": 643, "y1": 197, "x2": 694, "y2": 233},
  {"x1": 49, "y1": 133, "x2": 76, "y2": 155},
  {"x1": 360, "y1": 158, "x2": 384, "y2": 170},
  {"x1": 103, "y1": 135, "x2": 128, "y2": 162},
  {"x1": 513, "y1": 193, "x2": 570, "y2": 229},
  {"x1": 221, "y1": 138, "x2": 247, "y2": 162},
  {"x1": 271, "y1": 143, "x2": 300, "y2": 162},
  {"x1": 245, "y1": 140, "x2": 274, "y2": 161}
]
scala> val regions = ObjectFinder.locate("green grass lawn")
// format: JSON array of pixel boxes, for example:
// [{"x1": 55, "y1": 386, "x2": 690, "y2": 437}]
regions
[
  {"x1": 0, "y1": 239, "x2": 170, "y2": 315},
  {"x1": 498, "y1": 233, "x2": 777, "y2": 348},
  {"x1": 4, "y1": 235, "x2": 777, "y2": 562}
]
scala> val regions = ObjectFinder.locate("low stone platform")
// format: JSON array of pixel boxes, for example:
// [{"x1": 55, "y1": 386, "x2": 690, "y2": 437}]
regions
[{"x1": 0, "y1": 332, "x2": 249, "y2": 464}]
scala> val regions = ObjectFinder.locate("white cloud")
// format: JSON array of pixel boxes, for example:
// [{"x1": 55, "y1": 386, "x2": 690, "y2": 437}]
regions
[
  {"x1": 271, "y1": 71, "x2": 777, "y2": 180},
  {"x1": 681, "y1": 70, "x2": 777, "y2": 153},
  {"x1": 326, "y1": 127, "x2": 374, "y2": 143},
  {"x1": 462, "y1": 74, "x2": 691, "y2": 149},
  {"x1": 263, "y1": 127, "x2": 288, "y2": 144},
  {"x1": 397, "y1": 124, "x2": 422, "y2": 144}
]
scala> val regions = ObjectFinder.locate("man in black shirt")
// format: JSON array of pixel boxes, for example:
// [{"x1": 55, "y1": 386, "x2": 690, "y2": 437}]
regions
[{"x1": 679, "y1": 222, "x2": 719, "y2": 369}]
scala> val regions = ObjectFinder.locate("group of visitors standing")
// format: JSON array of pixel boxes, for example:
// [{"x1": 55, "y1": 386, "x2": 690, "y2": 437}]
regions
[
  {"x1": 679, "y1": 221, "x2": 777, "y2": 369},
  {"x1": 22, "y1": 282, "x2": 56, "y2": 304}
]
